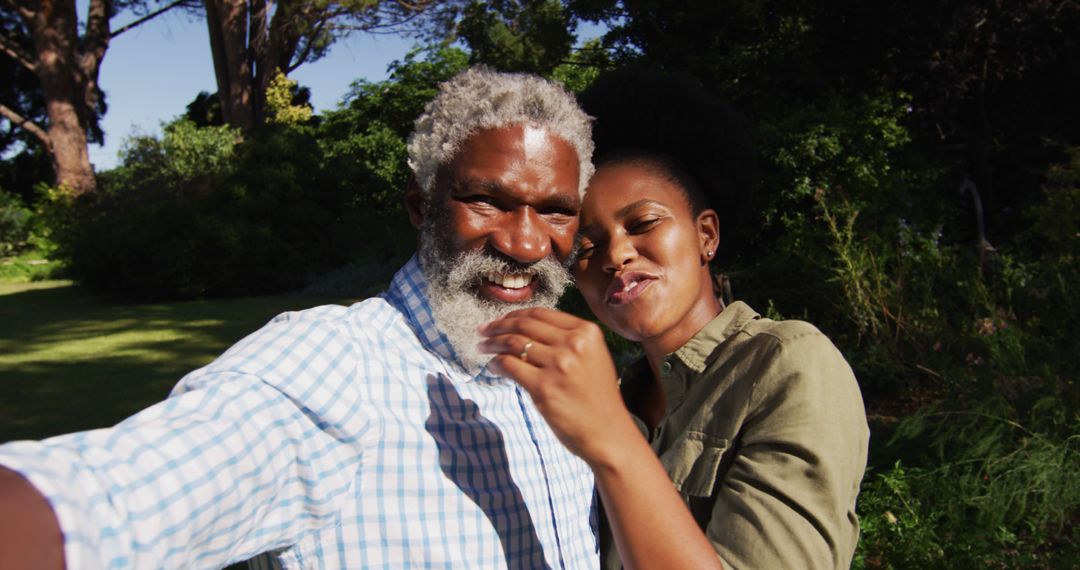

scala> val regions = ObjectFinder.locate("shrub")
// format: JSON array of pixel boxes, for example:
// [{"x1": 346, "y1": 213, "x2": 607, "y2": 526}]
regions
[
  {"x1": 55, "y1": 49, "x2": 478, "y2": 302},
  {"x1": 857, "y1": 398, "x2": 1080, "y2": 569},
  {"x1": 0, "y1": 188, "x2": 32, "y2": 256},
  {"x1": 61, "y1": 115, "x2": 410, "y2": 301},
  {"x1": 854, "y1": 462, "x2": 945, "y2": 569}
]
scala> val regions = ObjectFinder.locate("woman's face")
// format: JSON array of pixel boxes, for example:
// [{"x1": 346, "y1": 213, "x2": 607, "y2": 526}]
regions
[{"x1": 573, "y1": 162, "x2": 721, "y2": 352}]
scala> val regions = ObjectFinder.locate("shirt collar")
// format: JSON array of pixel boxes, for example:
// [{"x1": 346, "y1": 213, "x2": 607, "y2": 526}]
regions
[
  {"x1": 620, "y1": 301, "x2": 761, "y2": 389},
  {"x1": 383, "y1": 255, "x2": 507, "y2": 384},
  {"x1": 673, "y1": 301, "x2": 761, "y2": 373}
]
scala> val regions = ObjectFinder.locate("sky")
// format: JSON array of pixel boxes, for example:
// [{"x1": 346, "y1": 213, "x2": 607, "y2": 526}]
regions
[
  {"x1": 89, "y1": 7, "x2": 605, "y2": 172},
  {"x1": 91, "y1": 8, "x2": 418, "y2": 170}
]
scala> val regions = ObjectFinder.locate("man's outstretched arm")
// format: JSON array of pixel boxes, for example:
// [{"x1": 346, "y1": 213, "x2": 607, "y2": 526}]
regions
[{"x1": 0, "y1": 466, "x2": 64, "y2": 569}]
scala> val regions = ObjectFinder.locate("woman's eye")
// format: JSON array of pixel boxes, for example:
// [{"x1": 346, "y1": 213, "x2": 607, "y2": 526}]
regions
[
  {"x1": 629, "y1": 217, "x2": 661, "y2": 233},
  {"x1": 577, "y1": 243, "x2": 595, "y2": 260}
]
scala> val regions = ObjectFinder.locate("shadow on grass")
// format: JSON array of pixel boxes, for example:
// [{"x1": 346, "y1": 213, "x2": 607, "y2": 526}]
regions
[{"x1": 0, "y1": 285, "x2": 355, "y2": 442}]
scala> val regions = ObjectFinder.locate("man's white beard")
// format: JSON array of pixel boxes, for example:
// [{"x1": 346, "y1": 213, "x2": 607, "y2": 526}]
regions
[{"x1": 418, "y1": 218, "x2": 572, "y2": 372}]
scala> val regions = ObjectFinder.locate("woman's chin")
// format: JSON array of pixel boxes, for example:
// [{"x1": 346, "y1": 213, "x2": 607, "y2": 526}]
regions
[{"x1": 606, "y1": 312, "x2": 659, "y2": 345}]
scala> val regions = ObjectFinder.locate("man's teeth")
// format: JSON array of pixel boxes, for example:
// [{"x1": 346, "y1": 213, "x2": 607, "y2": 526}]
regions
[
  {"x1": 486, "y1": 272, "x2": 531, "y2": 289},
  {"x1": 622, "y1": 280, "x2": 639, "y2": 293}
]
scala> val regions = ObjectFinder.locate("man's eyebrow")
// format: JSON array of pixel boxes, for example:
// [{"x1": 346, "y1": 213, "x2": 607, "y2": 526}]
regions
[
  {"x1": 545, "y1": 192, "x2": 581, "y2": 211},
  {"x1": 449, "y1": 178, "x2": 503, "y2": 193}
]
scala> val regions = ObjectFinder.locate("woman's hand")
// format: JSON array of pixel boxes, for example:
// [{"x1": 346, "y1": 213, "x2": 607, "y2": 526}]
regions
[{"x1": 478, "y1": 307, "x2": 641, "y2": 467}]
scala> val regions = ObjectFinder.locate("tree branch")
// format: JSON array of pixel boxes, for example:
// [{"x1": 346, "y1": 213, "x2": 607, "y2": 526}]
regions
[
  {"x1": 0, "y1": 32, "x2": 35, "y2": 71},
  {"x1": 111, "y1": 0, "x2": 191, "y2": 38},
  {"x1": 0, "y1": 102, "x2": 51, "y2": 151},
  {"x1": 286, "y1": 19, "x2": 327, "y2": 73},
  {"x1": 10, "y1": 0, "x2": 35, "y2": 22}
]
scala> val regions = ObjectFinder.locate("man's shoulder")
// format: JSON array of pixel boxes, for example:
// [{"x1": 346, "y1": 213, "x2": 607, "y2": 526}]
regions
[
  {"x1": 176, "y1": 293, "x2": 425, "y2": 392},
  {"x1": 257, "y1": 294, "x2": 422, "y2": 350},
  {"x1": 267, "y1": 295, "x2": 398, "y2": 328}
]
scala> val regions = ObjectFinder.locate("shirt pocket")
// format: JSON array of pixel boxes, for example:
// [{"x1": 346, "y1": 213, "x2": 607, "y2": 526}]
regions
[{"x1": 660, "y1": 431, "x2": 731, "y2": 498}]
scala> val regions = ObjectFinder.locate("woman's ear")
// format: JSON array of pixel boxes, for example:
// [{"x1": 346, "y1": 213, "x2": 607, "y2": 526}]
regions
[
  {"x1": 697, "y1": 208, "x2": 720, "y2": 263},
  {"x1": 404, "y1": 177, "x2": 425, "y2": 229}
]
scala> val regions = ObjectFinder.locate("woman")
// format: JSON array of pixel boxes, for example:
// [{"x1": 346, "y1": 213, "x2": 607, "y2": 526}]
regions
[
  {"x1": 479, "y1": 65, "x2": 868, "y2": 565},
  {"x1": 478, "y1": 149, "x2": 869, "y2": 569}
]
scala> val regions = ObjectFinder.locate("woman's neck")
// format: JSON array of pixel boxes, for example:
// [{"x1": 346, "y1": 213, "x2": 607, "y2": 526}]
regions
[
  {"x1": 640, "y1": 297, "x2": 723, "y2": 365},
  {"x1": 634, "y1": 297, "x2": 723, "y2": 431}
]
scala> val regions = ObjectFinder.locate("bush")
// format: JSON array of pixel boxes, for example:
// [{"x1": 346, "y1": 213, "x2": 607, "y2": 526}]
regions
[
  {"x1": 62, "y1": 120, "x2": 379, "y2": 300},
  {"x1": 0, "y1": 188, "x2": 32, "y2": 256},
  {"x1": 50, "y1": 49, "x2": 483, "y2": 302},
  {"x1": 856, "y1": 398, "x2": 1080, "y2": 569}
]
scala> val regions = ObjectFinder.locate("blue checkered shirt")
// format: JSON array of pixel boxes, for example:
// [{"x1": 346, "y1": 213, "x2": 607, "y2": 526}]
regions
[{"x1": 0, "y1": 256, "x2": 598, "y2": 568}]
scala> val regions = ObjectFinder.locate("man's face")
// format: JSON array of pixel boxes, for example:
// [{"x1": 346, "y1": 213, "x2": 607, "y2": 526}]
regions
[{"x1": 408, "y1": 124, "x2": 582, "y2": 369}]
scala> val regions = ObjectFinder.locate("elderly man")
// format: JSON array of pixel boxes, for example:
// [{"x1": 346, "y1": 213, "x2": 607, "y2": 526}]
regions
[{"x1": 0, "y1": 67, "x2": 597, "y2": 569}]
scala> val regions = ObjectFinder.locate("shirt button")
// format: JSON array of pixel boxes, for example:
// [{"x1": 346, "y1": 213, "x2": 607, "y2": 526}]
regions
[{"x1": 660, "y1": 360, "x2": 673, "y2": 374}]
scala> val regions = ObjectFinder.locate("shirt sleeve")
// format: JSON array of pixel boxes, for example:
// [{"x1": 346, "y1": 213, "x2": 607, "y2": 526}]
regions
[
  {"x1": 0, "y1": 310, "x2": 371, "y2": 569},
  {"x1": 705, "y1": 326, "x2": 869, "y2": 570}
]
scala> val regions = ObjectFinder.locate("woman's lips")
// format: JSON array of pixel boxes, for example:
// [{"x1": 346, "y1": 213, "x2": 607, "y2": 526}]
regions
[{"x1": 605, "y1": 272, "x2": 658, "y2": 305}]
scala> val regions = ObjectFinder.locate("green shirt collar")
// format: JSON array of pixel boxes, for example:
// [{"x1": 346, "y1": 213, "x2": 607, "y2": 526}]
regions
[
  {"x1": 620, "y1": 302, "x2": 761, "y2": 417},
  {"x1": 673, "y1": 301, "x2": 761, "y2": 373}
]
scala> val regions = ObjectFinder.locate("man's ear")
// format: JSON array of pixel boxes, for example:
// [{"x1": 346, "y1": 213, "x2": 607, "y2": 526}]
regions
[
  {"x1": 697, "y1": 208, "x2": 721, "y2": 262},
  {"x1": 404, "y1": 177, "x2": 425, "y2": 229}
]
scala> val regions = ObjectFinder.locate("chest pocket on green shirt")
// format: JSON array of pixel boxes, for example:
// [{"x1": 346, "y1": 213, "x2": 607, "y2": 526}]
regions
[{"x1": 660, "y1": 431, "x2": 730, "y2": 498}]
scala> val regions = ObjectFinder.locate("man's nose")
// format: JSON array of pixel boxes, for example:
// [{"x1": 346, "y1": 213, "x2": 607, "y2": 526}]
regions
[{"x1": 488, "y1": 208, "x2": 550, "y2": 264}]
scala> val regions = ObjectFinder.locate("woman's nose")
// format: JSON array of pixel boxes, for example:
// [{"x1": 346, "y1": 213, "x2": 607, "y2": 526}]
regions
[{"x1": 601, "y1": 235, "x2": 636, "y2": 273}]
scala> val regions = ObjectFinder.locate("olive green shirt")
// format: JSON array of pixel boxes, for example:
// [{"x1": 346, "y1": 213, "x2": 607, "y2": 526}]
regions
[{"x1": 602, "y1": 302, "x2": 869, "y2": 570}]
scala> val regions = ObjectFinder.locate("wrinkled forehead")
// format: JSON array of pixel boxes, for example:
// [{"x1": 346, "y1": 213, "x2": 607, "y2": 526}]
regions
[{"x1": 443, "y1": 125, "x2": 581, "y2": 189}]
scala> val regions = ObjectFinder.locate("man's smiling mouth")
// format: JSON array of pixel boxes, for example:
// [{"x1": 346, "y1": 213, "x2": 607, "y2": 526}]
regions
[{"x1": 485, "y1": 272, "x2": 535, "y2": 290}]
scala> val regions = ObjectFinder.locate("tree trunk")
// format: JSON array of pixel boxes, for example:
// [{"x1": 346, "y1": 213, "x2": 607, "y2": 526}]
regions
[
  {"x1": 202, "y1": 0, "x2": 436, "y2": 133},
  {"x1": 205, "y1": 0, "x2": 254, "y2": 130},
  {"x1": 18, "y1": 0, "x2": 101, "y2": 194}
]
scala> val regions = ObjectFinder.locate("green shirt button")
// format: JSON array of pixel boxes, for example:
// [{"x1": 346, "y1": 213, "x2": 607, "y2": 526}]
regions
[{"x1": 660, "y1": 360, "x2": 673, "y2": 374}]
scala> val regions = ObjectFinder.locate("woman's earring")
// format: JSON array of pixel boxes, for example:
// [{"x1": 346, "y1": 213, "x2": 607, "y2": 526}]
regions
[{"x1": 706, "y1": 250, "x2": 714, "y2": 258}]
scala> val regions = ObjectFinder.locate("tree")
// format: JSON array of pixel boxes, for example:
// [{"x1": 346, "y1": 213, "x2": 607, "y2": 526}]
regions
[
  {"x1": 203, "y1": 0, "x2": 454, "y2": 131},
  {"x1": 457, "y1": 0, "x2": 574, "y2": 73},
  {"x1": 0, "y1": 0, "x2": 191, "y2": 194},
  {"x1": 0, "y1": 7, "x2": 49, "y2": 200},
  {"x1": 571, "y1": 0, "x2": 1080, "y2": 236}
]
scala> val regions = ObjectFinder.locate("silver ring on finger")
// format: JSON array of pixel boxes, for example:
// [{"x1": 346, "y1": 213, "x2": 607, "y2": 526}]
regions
[{"x1": 520, "y1": 340, "x2": 535, "y2": 363}]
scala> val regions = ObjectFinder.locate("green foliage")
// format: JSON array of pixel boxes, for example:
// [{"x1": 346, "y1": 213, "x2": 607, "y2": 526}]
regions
[
  {"x1": 320, "y1": 46, "x2": 469, "y2": 210},
  {"x1": 1026, "y1": 146, "x2": 1080, "y2": 258},
  {"x1": 549, "y1": 38, "x2": 610, "y2": 93},
  {"x1": 458, "y1": 0, "x2": 574, "y2": 73},
  {"x1": 265, "y1": 71, "x2": 314, "y2": 125},
  {"x1": 0, "y1": 185, "x2": 67, "y2": 282},
  {"x1": 856, "y1": 399, "x2": 1080, "y2": 568},
  {"x1": 58, "y1": 120, "x2": 366, "y2": 300},
  {"x1": 0, "y1": 251, "x2": 60, "y2": 283},
  {"x1": 109, "y1": 119, "x2": 240, "y2": 187},
  {"x1": 51, "y1": 48, "x2": 476, "y2": 302},
  {"x1": 0, "y1": 188, "x2": 32, "y2": 256},
  {"x1": 0, "y1": 185, "x2": 63, "y2": 282},
  {"x1": 854, "y1": 462, "x2": 945, "y2": 568}
]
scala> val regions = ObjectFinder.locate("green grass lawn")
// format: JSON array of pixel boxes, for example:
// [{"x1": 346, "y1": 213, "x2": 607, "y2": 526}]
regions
[{"x1": 0, "y1": 281, "x2": 355, "y2": 442}]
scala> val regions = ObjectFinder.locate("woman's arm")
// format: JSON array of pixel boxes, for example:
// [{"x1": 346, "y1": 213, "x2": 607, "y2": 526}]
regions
[{"x1": 479, "y1": 307, "x2": 722, "y2": 570}]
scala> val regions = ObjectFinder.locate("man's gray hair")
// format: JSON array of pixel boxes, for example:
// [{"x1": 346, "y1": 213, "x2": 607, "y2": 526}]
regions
[{"x1": 407, "y1": 66, "x2": 595, "y2": 197}]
